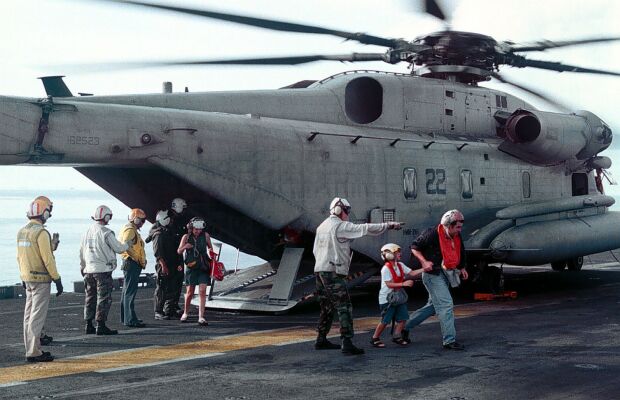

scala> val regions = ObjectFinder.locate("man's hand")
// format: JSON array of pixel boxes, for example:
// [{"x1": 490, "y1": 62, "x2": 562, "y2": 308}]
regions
[
  {"x1": 387, "y1": 221, "x2": 403, "y2": 230},
  {"x1": 460, "y1": 268, "x2": 469, "y2": 280},
  {"x1": 51, "y1": 233, "x2": 60, "y2": 251},
  {"x1": 421, "y1": 260, "x2": 434, "y2": 272},
  {"x1": 54, "y1": 279, "x2": 63, "y2": 297},
  {"x1": 402, "y1": 280, "x2": 414, "y2": 288}
]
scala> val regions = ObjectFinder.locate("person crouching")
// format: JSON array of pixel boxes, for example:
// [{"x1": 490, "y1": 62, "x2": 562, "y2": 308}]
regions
[{"x1": 370, "y1": 243, "x2": 429, "y2": 348}]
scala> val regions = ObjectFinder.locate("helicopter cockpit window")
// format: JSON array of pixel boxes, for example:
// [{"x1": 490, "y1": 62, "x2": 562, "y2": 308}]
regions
[
  {"x1": 460, "y1": 170, "x2": 473, "y2": 199},
  {"x1": 403, "y1": 168, "x2": 417, "y2": 200},
  {"x1": 345, "y1": 77, "x2": 383, "y2": 124}
]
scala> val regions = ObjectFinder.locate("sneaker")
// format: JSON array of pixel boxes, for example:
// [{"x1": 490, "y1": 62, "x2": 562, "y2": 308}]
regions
[
  {"x1": 315, "y1": 337, "x2": 341, "y2": 350},
  {"x1": 27, "y1": 352, "x2": 54, "y2": 363},
  {"x1": 443, "y1": 341, "x2": 465, "y2": 350},
  {"x1": 154, "y1": 312, "x2": 170, "y2": 320},
  {"x1": 40, "y1": 335, "x2": 53, "y2": 346},
  {"x1": 180, "y1": 313, "x2": 189, "y2": 323},
  {"x1": 198, "y1": 318, "x2": 208, "y2": 326}
]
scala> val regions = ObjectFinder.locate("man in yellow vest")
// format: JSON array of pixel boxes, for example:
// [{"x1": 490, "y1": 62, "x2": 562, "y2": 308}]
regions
[
  {"x1": 17, "y1": 196, "x2": 63, "y2": 362},
  {"x1": 119, "y1": 208, "x2": 147, "y2": 328}
]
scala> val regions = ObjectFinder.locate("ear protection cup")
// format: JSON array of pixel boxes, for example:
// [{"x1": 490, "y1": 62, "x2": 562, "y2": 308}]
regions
[
  {"x1": 332, "y1": 204, "x2": 342, "y2": 215},
  {"x1": 383, "y1": 251, "x2": 395, "y2": 261}
]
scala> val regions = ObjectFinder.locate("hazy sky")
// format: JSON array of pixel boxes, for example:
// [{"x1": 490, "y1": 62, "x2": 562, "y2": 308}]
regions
[{"x1": 1, "y1": 0, "x2": 620, "y2": 193}]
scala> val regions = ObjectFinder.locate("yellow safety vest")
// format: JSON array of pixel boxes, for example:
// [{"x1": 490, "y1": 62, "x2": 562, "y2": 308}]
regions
[
  {"x1": 119, "y1": 223, "x2": 146, "y2": 268},
  {"x1": 16, "y1": 221, "x2": 60, "y2": 282}
]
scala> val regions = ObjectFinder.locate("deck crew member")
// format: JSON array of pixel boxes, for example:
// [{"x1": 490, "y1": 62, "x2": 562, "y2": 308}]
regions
[
  {"x1": 313, "y1": 197, "x2": 402, "y2": 355},
  {"x1": 151, "y1": 210, "x2": 183, "y2": 320},
  {"x1": 119, "y1": 208, "x2": 147, "y2": 328},
  {"x1": 168, "y1": 198, "x2": 190, "y2": 317},
  {"x1": 403, "y1": 209, "x2": 469, "y2": 350},
  {"x1": 17, "y1": 196, "x2": 63, "y2": 362},
  {"x1": 80, "y1": 205, "x2": 129, "y2": 335}
]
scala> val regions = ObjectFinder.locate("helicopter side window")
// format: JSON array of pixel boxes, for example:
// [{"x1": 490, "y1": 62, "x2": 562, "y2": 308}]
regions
[
  {"x1": 460, "y1": 170, "x2": 473, "y2": 199},
  {"x1": 345, "y1": 77, "x2": 383, "y2": 124},
  {"x1": 403, "y1": 168, "x2": 417, "y2": 200},
  {"x1": 522, "y1": 172, "x2": 531, "y2": 198}
]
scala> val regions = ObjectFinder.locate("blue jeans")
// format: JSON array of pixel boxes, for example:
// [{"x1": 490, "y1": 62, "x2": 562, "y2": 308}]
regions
[
  {"x1": 404, "y1": 272, "x2": 456, "y2": 345},
  {"x1": 121, "y1": 259, "x2": 141, "y2": 326}
]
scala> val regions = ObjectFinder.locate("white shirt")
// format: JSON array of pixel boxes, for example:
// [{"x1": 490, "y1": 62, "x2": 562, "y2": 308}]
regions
[
  {"x1": 79, "y1": 223, "x2": 129, "y2": 273},
  {"x1": 379, "y1": 262, "x2": 412, "y2": 305},
  {"x1": 313, "y1": 215, "x2": 389, "y2": 276}
]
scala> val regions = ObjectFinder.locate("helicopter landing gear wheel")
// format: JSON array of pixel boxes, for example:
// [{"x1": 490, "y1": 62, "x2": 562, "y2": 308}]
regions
[
  {"x1": 551, "y1": 261, "x2": 567, "y2": 271},
  {"x1": 566, "y1": 256, "x2": 584, "y2": 271}
]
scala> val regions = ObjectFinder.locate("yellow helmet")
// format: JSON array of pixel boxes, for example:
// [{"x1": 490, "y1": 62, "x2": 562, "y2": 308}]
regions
[
  {"x1": 27, "y1": 196, "x2": 53, "y2": 221},
  {"x1": 128, "y1": 208, "x2": 146, "y2": 224},
  {"x1": 380, "y1": 243, "x2": 401, "y2": 261}
]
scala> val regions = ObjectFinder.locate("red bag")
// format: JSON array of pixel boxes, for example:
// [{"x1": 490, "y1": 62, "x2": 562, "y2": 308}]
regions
[{"x1": 211, "y1": 260, "x2": 225, "y2": 281}]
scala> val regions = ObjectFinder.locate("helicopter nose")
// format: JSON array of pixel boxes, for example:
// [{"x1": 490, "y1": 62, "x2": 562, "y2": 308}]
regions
[{"x1": 0, "y1": 96, "x2": 40, "y2": 164}]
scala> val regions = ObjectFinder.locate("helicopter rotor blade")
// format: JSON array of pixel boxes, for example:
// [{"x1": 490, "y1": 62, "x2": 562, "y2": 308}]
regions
[
  {"x1": 510, "y1": 36, "x2": 620, "y2": 52},
  {"x1": 101, "y1": 0, "x2": 401, "y2": 48},
  {"x1": 65, "y1": 53, "x2": 390, "y2": 72},
  {"x1": 508, "y1": 57, "x2": 620, "y2": 77},
  {"x1": 424, "y1": 0, "x2": 447, "y2": 21},
  {"x1": 490, "y1": 72, "x2": 570, "y2": 112}
]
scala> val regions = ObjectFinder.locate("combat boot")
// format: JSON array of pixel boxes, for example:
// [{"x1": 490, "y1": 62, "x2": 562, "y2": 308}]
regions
[
  {"x1": 314, "y1": 335, "x2": 341, "y2": 350},
  {"x1": 341, "y1": 337, "x2": 365, "y2": 355},
  {"x1": 85, "y1": 320, "x2": 96, "y2": 334},
  {"x1": 96, "y1": 323, "x2": 118, "y2": 336}
]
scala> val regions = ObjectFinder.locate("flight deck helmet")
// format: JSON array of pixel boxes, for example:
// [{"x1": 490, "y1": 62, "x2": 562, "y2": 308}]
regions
[{"x1": 92, "y1": 205, "x2": 113, "y2": 224}]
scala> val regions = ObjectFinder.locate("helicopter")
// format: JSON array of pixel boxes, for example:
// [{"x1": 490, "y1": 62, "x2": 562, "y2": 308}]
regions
[{"x1": 1, "y1": 0, "x2": 620, "y2": 311}]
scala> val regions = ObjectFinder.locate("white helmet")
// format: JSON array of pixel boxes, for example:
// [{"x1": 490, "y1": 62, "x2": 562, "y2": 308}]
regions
[
  {"x1": 188, "y1": 217, "x2": 206, "y2": 230},
  {"x1": 155, "y1": 210, "x2": 170, "y2": 226},
  {"x1": 92, "y1": 205, "x2": 113, "y2": 224},
  {"x1": 171, "y1": 198, "x2": 187, "y2": 214},
  {"x1": 329, "y1": 197, "x2": 351, "y2": 216},
  {"x1": 380, "y1": 243, "x2": 401, "y2": 261}
]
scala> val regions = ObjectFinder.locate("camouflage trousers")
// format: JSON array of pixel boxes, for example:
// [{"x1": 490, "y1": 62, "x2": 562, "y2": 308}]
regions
[
  {"x1": 84, "y1": 272, "x2": 114, "y2": 323},
  {"x1": 315, "y1": 272, "x2": 354, "y2": 339}
]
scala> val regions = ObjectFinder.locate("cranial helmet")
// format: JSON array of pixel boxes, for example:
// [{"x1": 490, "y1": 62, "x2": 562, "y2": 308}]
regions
[
  {"x1": 189, "y1": 217, "x2": 206, "y2": 230},
  {"x1": 329, "y1": 197, "x2": 351, "y2": 216},
  {"x1": 128, "y1": 208, "x2": 146, "y2": 224},
  {"x1": 92, "y1": 205, "x2": 113, "y2": 224},
  {"x1": 171, "y1": 198, "x2": 187, "y2": 214},
  {"x1": 155, "y1": 210, "x2": 170, "y2": 227},
  {"x1": 27, "y1": 196, "x2": 53, "y2": 221},
  {"x1": 380, "y1": 243, "x2": 401, "y2": 261}
]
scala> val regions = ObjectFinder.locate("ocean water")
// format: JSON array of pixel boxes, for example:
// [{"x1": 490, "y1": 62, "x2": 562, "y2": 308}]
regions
[{"x1": 0, "y1": 189, "x2": 264, "y2": 290}]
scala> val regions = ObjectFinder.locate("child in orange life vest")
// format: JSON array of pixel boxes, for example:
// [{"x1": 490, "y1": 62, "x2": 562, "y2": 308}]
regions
[{"x1": 370, "y1": 243, "x2": 426, "y2": 347}]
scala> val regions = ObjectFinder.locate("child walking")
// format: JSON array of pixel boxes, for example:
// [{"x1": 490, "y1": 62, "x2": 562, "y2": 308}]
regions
[{"x1": 370, "y1": 243, "x2": 428, "y2": 347}]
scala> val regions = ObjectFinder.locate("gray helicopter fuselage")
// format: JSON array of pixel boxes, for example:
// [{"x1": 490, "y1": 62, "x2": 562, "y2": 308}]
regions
[{"x1": 0, "y1": 71, "x2": 615, "y2": 266}]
